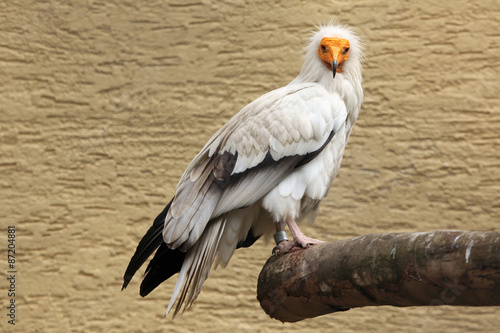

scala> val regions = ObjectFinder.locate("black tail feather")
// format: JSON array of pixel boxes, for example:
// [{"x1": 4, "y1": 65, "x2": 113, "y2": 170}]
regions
[{"x1": 122, "y1": 200, "x2": 175, "y2": 291}]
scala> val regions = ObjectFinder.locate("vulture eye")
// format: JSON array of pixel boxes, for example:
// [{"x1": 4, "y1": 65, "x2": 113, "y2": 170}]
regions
[
  {"x1": 320, "y1": 45, "x2": 327, "y2": 52},
  {"x1": 343, "y1": 47, "x2": 350, "y2": 54}
]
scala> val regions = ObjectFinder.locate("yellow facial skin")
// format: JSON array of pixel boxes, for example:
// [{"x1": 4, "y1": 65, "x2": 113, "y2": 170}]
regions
[{"x1": 318, "y1": 37, "x2": 351, "y2": 76}]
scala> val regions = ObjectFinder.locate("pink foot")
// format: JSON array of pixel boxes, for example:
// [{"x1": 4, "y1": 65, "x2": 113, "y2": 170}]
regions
[
  {"x1": 294, "y1": 234, "x2": 325, "y2": 248},
  {"x1": 272, "y1": 236, "x2": 324, "y2": 257},
  {"x1": 272, "y1": 218, "x2": 325, "y2": 256}
]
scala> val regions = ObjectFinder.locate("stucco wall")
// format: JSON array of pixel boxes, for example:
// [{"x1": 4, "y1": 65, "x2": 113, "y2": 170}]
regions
[{"x1": 1, "y1": 1, "x2": 499, "y2": 332}]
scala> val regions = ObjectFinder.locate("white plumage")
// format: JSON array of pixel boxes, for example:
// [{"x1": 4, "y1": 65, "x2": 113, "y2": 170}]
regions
[{"x1": 123, "y1": 20, "x2": 364, "y2": 317}]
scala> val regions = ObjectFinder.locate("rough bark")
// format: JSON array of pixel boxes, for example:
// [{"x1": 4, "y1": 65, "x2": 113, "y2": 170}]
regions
[{"x1": 257, "y1": 230, "x2": 500, "y2": 322}]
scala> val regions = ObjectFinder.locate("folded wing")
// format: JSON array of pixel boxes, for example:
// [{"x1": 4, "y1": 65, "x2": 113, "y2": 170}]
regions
[{"x1": 163, "y1": 83, "x2": 347, "y2": 252}]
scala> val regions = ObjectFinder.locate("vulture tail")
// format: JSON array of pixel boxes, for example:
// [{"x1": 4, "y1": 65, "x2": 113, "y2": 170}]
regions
[
  {"x1": 123, "y1": 202, "x2": 261, "y2": 316},
  {"x1": 166, "y1": 216, "x2": 227, "y2": 317},
  {"x1": 122, "y1": 200, "x2": 186, "y2": 295}
]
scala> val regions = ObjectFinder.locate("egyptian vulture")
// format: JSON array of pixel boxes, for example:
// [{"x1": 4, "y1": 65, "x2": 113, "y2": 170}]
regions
[{"x1": 123, "y1": 21, "x2": 364, "y2": 317}]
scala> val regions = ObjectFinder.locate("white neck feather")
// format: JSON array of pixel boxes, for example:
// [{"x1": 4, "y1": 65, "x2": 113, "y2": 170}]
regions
[{"x1": 290, "y1": 22, "x2": 364, "y2": 135}]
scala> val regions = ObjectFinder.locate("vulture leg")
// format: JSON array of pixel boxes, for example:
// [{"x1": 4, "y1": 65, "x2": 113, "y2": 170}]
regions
[
  {"x1": 287, "y1": 218, "x2": 324, "y2": 247},
  {"x1": 272, "y1": 218, "x2": 324, "y2": 256}
]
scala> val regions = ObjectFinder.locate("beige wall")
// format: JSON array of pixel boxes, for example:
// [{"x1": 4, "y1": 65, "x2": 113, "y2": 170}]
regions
[{"x1": 1, "y1": 0, "x2": 499, "y2": 332}]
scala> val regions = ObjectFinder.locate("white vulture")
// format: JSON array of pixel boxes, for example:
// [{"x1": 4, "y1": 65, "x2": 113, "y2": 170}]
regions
[{"x1": 123, "y1": 21, "x2": 364, "y2": 317}]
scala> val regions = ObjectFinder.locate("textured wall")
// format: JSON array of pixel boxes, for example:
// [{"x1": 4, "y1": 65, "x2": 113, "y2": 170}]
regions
[{"x1": 1, "y1": 0, "x2": 499, "y2": 332}]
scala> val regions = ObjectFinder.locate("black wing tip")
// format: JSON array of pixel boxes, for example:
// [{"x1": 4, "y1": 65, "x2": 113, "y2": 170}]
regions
[
  {"x1": 139, "y1": 286, "x2": 152, "y2": 298},
  {"x1": 138, "y1": 244, "x2": 186, "y2": 297},
  {"x1": 122, "y1": 200, "x2": 173, "y2": 293},
  {"x1": 122, "y1": 274, "x2": 134, "y2": 291},
  {"x1": 236, "y1": 228, "x2": 262, "y2": 249}
]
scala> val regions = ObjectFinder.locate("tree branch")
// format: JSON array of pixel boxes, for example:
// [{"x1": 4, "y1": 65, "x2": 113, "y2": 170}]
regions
[{"x1": 257, "y1": 230, "x2": 500, "y2": 322}]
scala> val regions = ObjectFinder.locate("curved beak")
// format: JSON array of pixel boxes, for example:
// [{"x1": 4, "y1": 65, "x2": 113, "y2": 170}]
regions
[{"x1": 331, "y1": 60, "x2": 338, "y2": 79}]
